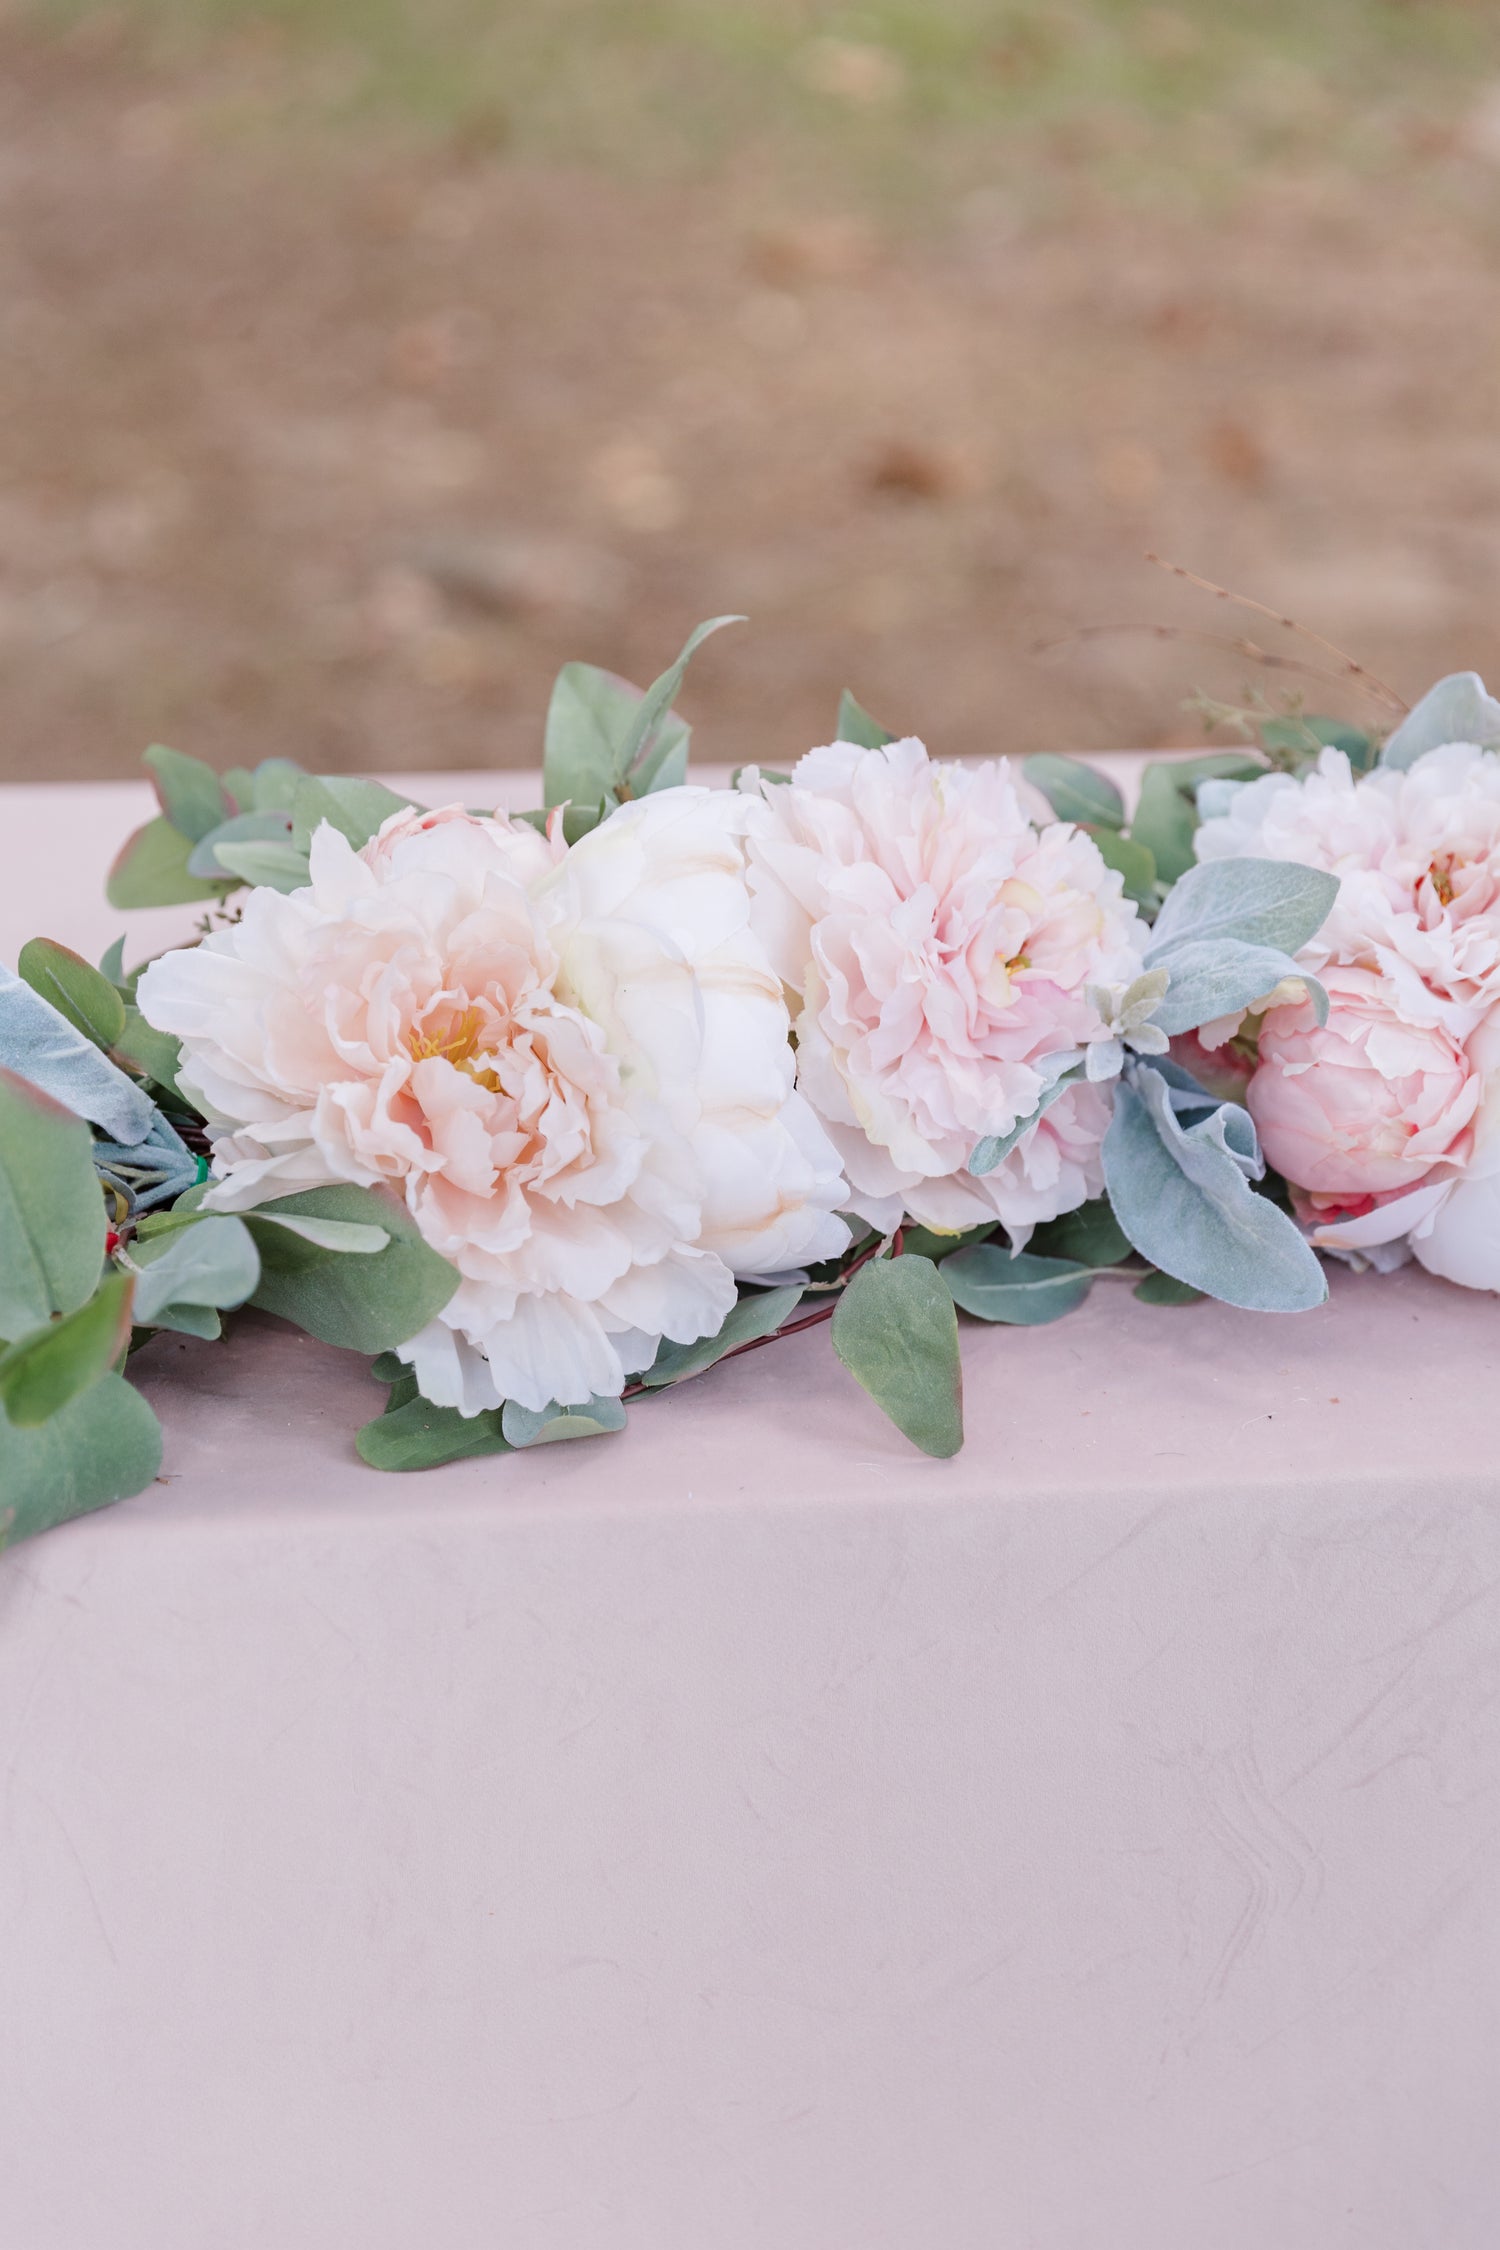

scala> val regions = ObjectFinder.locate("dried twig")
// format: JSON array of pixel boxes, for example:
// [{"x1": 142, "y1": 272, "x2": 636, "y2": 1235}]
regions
[
  {"x1": 1141, "y1": 553, "x2": 1409, "y2": 714},
  {"x1": 1031, "y1": 621, "x2": 1380, "y2": 699}
]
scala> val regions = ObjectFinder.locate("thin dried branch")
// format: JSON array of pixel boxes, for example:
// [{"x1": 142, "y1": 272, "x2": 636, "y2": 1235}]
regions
[
  {"x1": 1031, "y1": 620, "x2": 1383, "y2": 700},
  {"x1": 1141, "y1": 553, "x2": 1409, "y2": 714}
]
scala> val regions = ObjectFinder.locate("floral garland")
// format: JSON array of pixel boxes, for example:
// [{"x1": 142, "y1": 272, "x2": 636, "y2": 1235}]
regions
[{"x1": 2, "y1": 623, "x2": 1495, "y2": 1548}]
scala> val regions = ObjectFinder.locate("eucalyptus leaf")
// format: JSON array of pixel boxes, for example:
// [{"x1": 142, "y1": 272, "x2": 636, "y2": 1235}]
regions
[
  {"x1": 1102, "y1": 1063, "x2": 1326, "y2": 1313},
  {"x1": 830, "y1": 1254, "x2": 963, "y2": 1458},
  {"x1": 0, "y1": 1373, "x2": 163, "y2": 1551},
  {"x1": 1083, "y1": 822, "x2": 1157, "y2": 909},
  {"x1": 112, "y1": 1007, "x2": 185, "y2": 1101},
  {"x1": 942, "y1": 1247, "x2": 1093, "y2": 1326},
  {"x1": 98, "y1": 936, "x2": 129, "y2": 991},
  {"x1": 249, "y1": 1213, "x2": 388, "y2": 1254},
  {"x1": 107, "y1": 816, "x2": 227, "y2": 910},
  {"x1": 544, "y1": 664, "x2": 641, "y2": 812},
  {"x1": 144, "y1": 743, "x2": 233, "y2": 842},
  {"x1": 897, "y1": 1222, "x2": 995, "y2": 1264},
  {"x1": 248, "y1": 757, "x2": 306, "y2": 811},
  {"x1": 1261, "y1": 715, "x2": 1374, "y2": 768},
  {"x1": 1133, "y1": 1270, "x2": 1204, "y2": 1305},
  {"x1": 1381, "y1": 672, "x2": 1500, "y2": 771},
  {"x1": 640, "y1": 1284, "x2": 804, "y2": 1388},
  {"x1": 128, "y1": 1215, "x2": 260, "y2": 1324},
  {"x1": 1129, "y1": 754, "x2": 1266, "y2": 886},
  {"x1": 186, "y1": 809, "x2": 297, "y2": 879},
  {"x1": 618, "y1": 615, "x2": 743, "y2": 785},
  {"x1": 836, "y1": 691, "x2": 895, "y2": 749},
  {"x1": 0, "y1": 965, "x2": 156, "y2": 1143},
  {"x1": 355, "y1": 1395, "x2": 511, "y2": 1471},
  {"x1": 1030, "y1": 1197, "x2": 1131, "y2": 1267},
  {"x1": 144, "y1": 1303, "x2": 222, "y2": 1341},
  {"x1": 245, "y1": 1184, "x2": 457, "y2": 1351},
  {"x1": 209, "y1": 839, "x2": 313, "y2": 893},
  {"x1": 0, "y1": 1270, "x2": 135, "y2": 1428},
  {"x1": 290, "y1": 775, "x2": 418, "y2": 854},
  {"x1": 17, "y1": 939, "x2": 125, "y2": 1051},
  {"x1": 1023, "y1": 754, "x2": 1125, "y2": 829},
  {"x1": 0, "y1": 1069, "x2": 106, "y2": 1339},
  {"x1": 501, "y1": 1394, "x2": 628, "y2": 1446}
]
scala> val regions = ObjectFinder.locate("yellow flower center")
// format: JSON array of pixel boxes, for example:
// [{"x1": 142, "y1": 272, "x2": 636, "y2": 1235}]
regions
[{"x1": 407, "y1": 1007, "x2": 502, "y2": 1091}]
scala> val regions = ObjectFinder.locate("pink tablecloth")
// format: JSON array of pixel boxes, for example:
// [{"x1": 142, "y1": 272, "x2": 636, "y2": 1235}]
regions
[{"x1": 1, "y1": 780, "x2": 1498, "y2": 2250}]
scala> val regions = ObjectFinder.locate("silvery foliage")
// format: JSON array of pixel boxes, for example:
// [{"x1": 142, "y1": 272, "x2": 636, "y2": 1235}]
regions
[
  {"x1": 1141, "y1": 856, "x2": 1338, "y2": 1037},
  {"x1": 1082, "y1": 969, "x2": 1170, "y2": 1081},
  {"x1": 1380, "y1": 673, "x2": 1500, "y2": 772},
  {"x1": 1103, "y1": 1057, "x2": 1326, "y2": 1313},
  {"x1": 92, "y1": 1111, "x2": 199, "y2": 1218},
  {"x1": 0, "y1": 962, "x2": 155, "y2": 1144}
]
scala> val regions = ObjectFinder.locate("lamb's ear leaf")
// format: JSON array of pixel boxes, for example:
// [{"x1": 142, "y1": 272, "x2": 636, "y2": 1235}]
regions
[
  {"x1": 0, "y1": 1374, "x2": 163, "y2": 1550},
  {"x1": 942, "y1": 1247, "x2": 1093, "y2": 1327},
  {"x1": 836, "y1": 691, "x2": 895, "y2": 749},
  {"x1": 290, "y1": 776, "x2": 419, "y2": 854},
  {"x1": 831, "y1": 1254, "x2": 963, "y2": 1458},
  {"x1": 1148, "y1": 937, "x2": 1328, "y2": 1037},
  {"x1": 1023, "y1": 754, "x2": 1125, "y2": 829},
  {"x1": 0, "y1": 1068, "x2": 107, "y2": 1338},
  {"x1": 107, "y1": 816, "x2": 228, "y2": 909},
  {"x1": 17, "y1": 939, "x2": 126, "y2": 1051},
  {"x1": 0, "y1": 965, "x2": 156, "y2": 1142},
  {"x1": 143, "y1": 744, "x2": 234, "y2": 842},
  {"x1": 355, "y1": 1396, "x2": 511, "y2": 1471},
  {"x1": 501, "y1": 1394, "x2": 628, "y2": 1447},
  {"x1": 1102, "y1": 1065, "x2": 1326, "y2": 1312},
  {"x1": 640, "y1": 1284, "x2": 804, "y2": 1389},
  {"x1": 0, "y1": 1270, "x2": 135, "y2": 1428},
  {"x1": 244, "y1": 1184, "x2": 457, "y2": 1352},
  {"x1": 969, "y1": 1062, "x2": 1084, "y2": 1176},
  {"x1": 1380, "y1": 673, "x2": 1500, "y2": 771},
  {"x1": 1147, "y1": 855, "x2": 1338, "y2": 959}
]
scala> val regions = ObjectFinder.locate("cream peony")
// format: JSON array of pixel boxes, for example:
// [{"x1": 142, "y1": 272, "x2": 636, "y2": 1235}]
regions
[
  {"x1": 742, "y1": 737, "x2": 1149, "y2": 1237},
  {"x1": 137, "y1": 791, "x2": 849, "y2": 1412},
  {"x1": 1196, "y1": 737, "x2": 1500, "y2": 1288}
]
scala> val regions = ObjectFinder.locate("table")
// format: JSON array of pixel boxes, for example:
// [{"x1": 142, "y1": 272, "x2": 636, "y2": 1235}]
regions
[{"x1": 2, "y1": 778, "x2": 1498, "y2": 2250}]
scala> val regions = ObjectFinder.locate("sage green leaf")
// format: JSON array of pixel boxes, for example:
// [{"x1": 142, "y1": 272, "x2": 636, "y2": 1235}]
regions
[
  {"x1": 545, "y1": 664, "x2": 638, "y2": 811},
  {"x1": 1149, "y1": 937, "x2": 1327, "y2": 1038},
  {"x1": 1128, "y1": 754, "x2": 1265, "y2": 886},
  {"x1": 836, "y1": 690, "x2": 895, "y2": 749},
  {"x1": 209, "y1": 839, "x2": 313, "y2": 893},
  {"x1": 98, "y1": 936, "x2": 129, "y2": 990},
  {"x1": 245, "y1": 1184, "x2": 458, "y2": 1351},
  {"x1": 617, "y1": 615, "x2": 743, "y2": 787},
  {"x1": 186, "y1": 809, "x2": 297, "y2": 879},
  {"x1": 0, "y1": 1070, "x2": 106, "y2": 1339},
  {"x1": 290, "y1": 775, "x2": 418, "y2": 854},
  {"x1": 1030, "y1": 1197, "x2": 1131, "y2": 1267},
  {"x1": 107, "y1": 816, "x2": 227, "y2": 909},
  {"x1": 112, "y1": 1007, "x2": 184, "y2": 1102},
  {"x1": 1083, "y1": 823, "x2": 1157, "y2": 909},
  {"x1": 1024, "y1": 754, "x2": 1125, "y2": 829},
  {"x1": 369, "y1": 1351, "x2": 408, "y2": 1384},
  {"x1": 1148, "y1": 856, "x2": 1339, "y2": 961},
  {"x1": 249, "y1": 1212, "x2": 388, "y2": 1254},
  {"x1": 640, "y1": 1283, "x2": 804, "y2": 1388},
  {"x1": 0, "y1": 1373, "x2": 163, "y2": 1550},
  {"x1": 942, "y1": 1246, "x2": 1094, "y2": 1326},
  {"x1": 0, "y1": 965, "x2": 156, "y2": 1142},
  {"x1": 501, "y1": 1394, "x2": 628, "y2": 1446},
  {"x1": 831, "y1": 1255, "x2": 963, "y2": 1458},
  {"x1": 17, "y1": 939, "x2": 125, "y2": 1050},
  {"x1": 1134, "y1": 1270, "x2": 1204, "y2": 1305},
  {"x1": 970, "y1": 1063, "x2": 1084, "y2": 1176},
  {"x1": 0, "y1": 1270, "x2": 135, "y2": 1427},
  {"x1": 129, "y1": 1215, "x2": 260, "y2": 1324},
  {"x1": 355, "y1": 1395, "x2": 511, "y2": 1471},
  {"x1": 144, "y1": 743, "x2": 234, "y2": 842},
  {"x1": 249, "y1": 757, "x2": 306, "y2": 810},
  {"x1": 144, "y1": 1303, "x2": 221, "y2": 1340},
  {"x1": 1381, "y1": 672, "x2": 1500, "y2": 771},
  {"x1": 1261, "y1": 715, "x2": 1373, "y2": 767},
  {"x1": 898, "y1": 1222, "x2": 995, "y2": 1264}
]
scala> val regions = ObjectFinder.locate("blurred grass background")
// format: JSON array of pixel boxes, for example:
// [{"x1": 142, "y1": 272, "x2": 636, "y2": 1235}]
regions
[{"x1": 6, "y1": 0, "x2": 1500, "y2": 781}]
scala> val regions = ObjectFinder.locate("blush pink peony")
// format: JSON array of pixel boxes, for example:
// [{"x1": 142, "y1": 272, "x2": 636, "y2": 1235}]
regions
[
  {"x1": 742, "y1": 737, "x2": 1149, "y2": 1237},
  {"x1": 1196, "y1": 736, "x2": 1500, "y2": 1288},
  {"x1": 137, "y1": 791, "x2": 849, "y2": 1413}
]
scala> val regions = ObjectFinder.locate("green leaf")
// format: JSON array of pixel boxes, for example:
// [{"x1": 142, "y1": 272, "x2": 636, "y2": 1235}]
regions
[
  {"x1": 897, "y1": 1222, "x2": 995, "y2": 1264},
  {"x1": 1148, "y1": 856, "x2": 1339, "y2": 960},
  {"x1": 831, "y1": 1254, "x2": 963, "y2": 1458},
  {"x1": 249, "y1": 758, "x2": 306, "y2": 810},
  {"x1": 942, "y1": 1246, "x2": 1094, "y2": 1326},
  {"x1": 107, "y1": 816, "x2": 228, "y2": 909},
  {"x1": 1128, "y1": 754, "x2": 1265, "y2": 887},
  {"x1": 17, "y1": 939, "x2": 126, "y2": 1051},
  {"x1": 144, "y1": 1303, "x2": 222, "y2": 1340},
  {"x1": 355, "y1": 1394, "x2": 511, "y2": 1471},
  {"x1": 1030, "y1": 1197, "x2": 1131, "y2": 1268},
  {"x1": 249, "y1": 1212, "x2": 388, "y2": 1254},
  {"x1": 186, "y1": 809, "x2": 298, "y2": 879},
  {"x1": 970, "y1": 1063, "x2": 1084, "y2": 1176},
  {"x1": 1133, "y1": 1270, "x2": 1204, "y2": 1305},
  {"x1": 98, "y1": 936, "x2": 129, "y2": 991},
  {"x1": 1261, "y1": 716, "x2": 1372, "y2": 767},
  {"x1": 144, "y1": 743, "x2": 234, "y2": 842},
  {"x1": 836, "y1": 690, "x2": 895, "y2": 749},
  {"x1": 0, "y1": 964, "x2": 157, "y2": 1142},
  {"x1": 1083, "y1": 823, "x2": 1157, "y2": 909},
  {"x1": 208, "y1": 839, "x2": 313, "y2": 893},
  {"x1": 290, "y1": 775, "x2": 418, "y2": 854},
  {"x1": 640, "y1": 1284, "x2": 804, "y2": 1389},
  {"x1": 369, "y1": 1351, "x2": 408, "y2": 1384},
  {"x1": 1024, "y1": 754, "x2": 1125, "y2": 829},
  {"x1": 544, "y1": 664, "x2": 637, "y2": 812},
  {"x1": 0, "y1": 1373, "x2": 163, "y2": 1550},
  {"x1": 501, "y1": 1393, "x2": 628, "y2": 1446},
  {"x1": 0, "y1": 1270, "x2": 135, "y2": 1427},
  {"x1": 244, "y1": 1184, "x2": 458, "y2": 1352},
  {"x1": 128, "y1": 1214, "x2": 260, "y2": 1324},
  {"x1": 618, "y1": 615, "x2": 743, "y2": 786},
  {"x1": 112, "y1": 1007, "x2": 185, "y2": 1101},
  {"x1": 0, "y1": 1071, "x2": 105, "y2": 1340}
]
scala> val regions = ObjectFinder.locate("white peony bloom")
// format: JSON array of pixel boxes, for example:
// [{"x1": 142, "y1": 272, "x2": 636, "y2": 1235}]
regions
[
  {"x1": 137, "y1": 792, "x2": 849, "y2": 1412},
  {"x1": 742, "y1": 737, "x2": 1149, "y2": 1238}
]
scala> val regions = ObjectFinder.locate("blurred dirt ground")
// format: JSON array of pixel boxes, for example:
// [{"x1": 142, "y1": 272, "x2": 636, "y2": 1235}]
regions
[{"x1": 6, "y1": 3, "x2": 1500, "y2": 785}]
